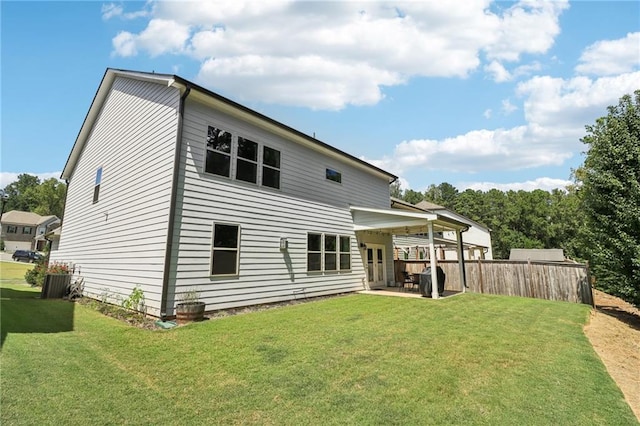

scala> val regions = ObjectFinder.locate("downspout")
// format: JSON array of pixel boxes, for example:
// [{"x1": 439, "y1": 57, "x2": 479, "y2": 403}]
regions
[{"x1": 160, "y1": 85, "x2": 191, "y2": 320}]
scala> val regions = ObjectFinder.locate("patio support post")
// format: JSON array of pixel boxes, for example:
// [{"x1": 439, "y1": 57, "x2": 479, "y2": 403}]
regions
[
  {"x1": 456, "y1": 229, "x2": 467, "y2": 293},
  {"x1": 427, "y1": 221, "x2": 439, "y2": 299}
]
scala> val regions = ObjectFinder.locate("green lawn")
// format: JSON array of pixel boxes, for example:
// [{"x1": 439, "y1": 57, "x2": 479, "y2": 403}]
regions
[
  {"x1": 0, "y1": 260, "x2": 33, "y2": 285},
  {"x1": 1, "y1": 280, "x2": 636, "y2": 425}
]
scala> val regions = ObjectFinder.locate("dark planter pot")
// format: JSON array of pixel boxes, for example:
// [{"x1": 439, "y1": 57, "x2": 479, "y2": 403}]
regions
[{"x1": 176, "y1": 301, "x2": 206, "y2": 324}]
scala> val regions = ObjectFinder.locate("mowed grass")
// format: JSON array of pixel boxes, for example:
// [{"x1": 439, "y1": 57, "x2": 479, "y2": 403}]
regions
[
  {"x1": 0, "y1": 260, "x2": 33, "y2": 285},
  {"x1": 1, "y1": 281, "x2": 636, "y2": 425}
]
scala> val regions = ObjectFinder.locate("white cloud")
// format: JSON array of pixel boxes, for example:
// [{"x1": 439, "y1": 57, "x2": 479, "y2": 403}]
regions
[
  {"x1": 102, "y1": 2, "x2": 152, "y2": 20},
  {"x1": 101, "y1": 3, "x2": 123, "y2": 20},
  {"x1": 484, "y1": 109, "x2": 492, "y2": 119},
  {"x1": 485, "y1": 60, "x2": 511, "y2": 82},
  {"x1": 197, "y1": 55, "x2": 402, "y2": 110},
  {"x1": 368, "y1": 71, "x2": 640, "y2": 175},
  {"x1": 109, "y1": 0, "x2": 569, "y2": 109},
  {"x1": 0, "y1": 172, "x2": 62, "y2": 189},
  {"x1": 459, "y1": 177, "x2": 572, "y2": 192},
  {"x1": 113, "y1": 19, "x2": 190, "y2": 57},
  {"x1": 576, "y1": 32, "x2": 640, "y2": 76},
  {"x1": 501, "y1": 98, "x2": 517, "y2": 115},
  {"x1": 483, "y1": 0, "x2": 569, "y2": 62},
  {"x1": 112, "y1": 31, "x2": 137, "y2": 57}
]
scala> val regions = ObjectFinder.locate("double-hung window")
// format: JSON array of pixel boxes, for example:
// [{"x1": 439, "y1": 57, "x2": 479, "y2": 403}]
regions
[
  {"x1": 205, "y1": 125, "x2": 281, "y2": 189},
  {"x1": 307, "y1": 233, "x2": 351, "y2": 272},
  {"x1": 307, "y1": 233, "x2": 322, "y2": 272},
  {"x1": 206, "y1": 126, "x2": 232, "y2": 177},
  {"x1": 211, "y1": 223, "x2": 240, "y2": 276},
  {"x1": 339, "y1": 236, "x2": 351, "y2": 270},
  {"x1": 7, "y1": 225, "x2": 17, "y2": 234},
  {"x1": 236, "y1": 137, "x2": 258, "y2": 184},
  {"x1": 262, "y1": 146, "x2": 281, "y2": 189},
  {"x1": 22, "y1": 227, "x2": 33, "y2": 235}
]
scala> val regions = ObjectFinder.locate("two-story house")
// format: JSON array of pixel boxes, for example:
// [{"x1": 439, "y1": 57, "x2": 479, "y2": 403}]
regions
[
  {"x1": 52, "y1": 69, "x2": 468, "y2": 319},
  {"x1": 0, "y1": 210, "x2": 60, "y2": 251}
]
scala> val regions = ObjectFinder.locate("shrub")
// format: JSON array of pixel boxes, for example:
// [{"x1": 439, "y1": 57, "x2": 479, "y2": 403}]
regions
[
  {"x1": 25, "y1": 261, "x2": 71, "y2": 287},
  {"x1": 24, "y1": 259, "x2": 47, "y2": 286}
]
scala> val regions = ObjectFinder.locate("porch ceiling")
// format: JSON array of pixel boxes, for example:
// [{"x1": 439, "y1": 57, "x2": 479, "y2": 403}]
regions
[{"x1": 350, "y1": 206, "x2": 468, "y2": 235}]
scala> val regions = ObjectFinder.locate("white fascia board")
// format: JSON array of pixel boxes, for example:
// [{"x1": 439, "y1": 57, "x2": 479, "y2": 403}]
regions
[{"x1": 350, "y1": 206, "x2": 438, "y2": 221}]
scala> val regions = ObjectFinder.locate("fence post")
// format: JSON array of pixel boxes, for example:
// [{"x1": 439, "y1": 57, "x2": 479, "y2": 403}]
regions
[
  {"x1": 477, "y1": 259, "x2": 484, "y2": 294},
  {"x1": 586, "y1": 261, "x2": 595, "y2": 307}
]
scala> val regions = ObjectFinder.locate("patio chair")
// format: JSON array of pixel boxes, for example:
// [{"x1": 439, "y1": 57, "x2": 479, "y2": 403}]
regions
[{"x1": 402, "y1": 271, "x2": 418, "y2": 291}]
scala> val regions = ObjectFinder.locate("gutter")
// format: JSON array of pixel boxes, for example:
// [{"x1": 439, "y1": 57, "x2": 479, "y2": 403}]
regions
[{"x1": 160, "y1": 85, "x2": 191, "y2": 320}]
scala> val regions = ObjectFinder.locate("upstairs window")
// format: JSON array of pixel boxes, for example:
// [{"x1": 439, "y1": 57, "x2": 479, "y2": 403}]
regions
[
  {"x1": 262, "y1": 146, "x2": 281, "y2": 189},
  {"x1": 205, "y1": 125, "x2": 281, "y2": 189},
  {"x1": 7, "y1": 225, "x2": 17, "y2": 234},
  {"x1": 22, "y1": 226, "x2": 33, "y2": 235},
  {"x1": 93, "y1": 167, "x2": 102, "y2": 204},
  {"x1": 206, "y1": 126, "x2": 232, "y2": 177},
  {"x1": 211, "y1": 223, "x2": 240, "y2": 276},
  {"x1": 236, "y1": 137, "x2": 258, "y2": 184},
  {"x1": 326, "y1": 168, "x2": 342, "y2": 184}
]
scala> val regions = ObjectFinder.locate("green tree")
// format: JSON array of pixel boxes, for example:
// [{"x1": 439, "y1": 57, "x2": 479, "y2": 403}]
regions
[
  {"x1": 579, "y1": 91, "x2": 640, "y2": 306},
  {"x1": 31, "y1": 178, "x2": 67, "y2": 218},
  {"x1": 402, "y1": 189, "x2": 424, "y2": 205},
  {"x1": 3, "y1": 174, "x2": 40, "y2": 212},
  {"x1": 390, "y1": 181, "x2": 403, "y2": 199},
  {"x1": 424, "y1": 182, "x2": 458, "y2": 208}
]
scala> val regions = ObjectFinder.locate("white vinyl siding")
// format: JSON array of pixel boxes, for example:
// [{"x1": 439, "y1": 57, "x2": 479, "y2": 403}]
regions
[
  {"x1": 50, "y1": 76, "x2": 181, "y2": 316},
  {"x1": 181, "y1": 99, "x2": 390, "y2": 209},
  {"x1": 165, "y1": 97, "x2": 395, "y2": 313}
]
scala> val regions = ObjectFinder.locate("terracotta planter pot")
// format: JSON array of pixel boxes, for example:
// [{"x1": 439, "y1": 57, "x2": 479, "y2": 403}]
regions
[{"x1": 176, "y1": 301, "x2": 205, "y2": 324}]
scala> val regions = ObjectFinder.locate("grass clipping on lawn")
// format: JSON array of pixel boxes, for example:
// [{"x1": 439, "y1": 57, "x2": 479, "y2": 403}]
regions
[{"x1": 1, "y1": 283, "x2": 637, "y2": 425}]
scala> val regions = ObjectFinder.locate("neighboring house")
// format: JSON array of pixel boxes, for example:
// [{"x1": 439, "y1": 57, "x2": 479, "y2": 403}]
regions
[
  {"x1": 0, "y1": 210, "x2": 60, "y2": 251},
  {"x1": 51, "y1": 68, "x2": 469, "y2": 318},
  {"x1": 509, "y1": 249, "x2": 566, "y2": 262},
  {"x1": 391, "y1": 198, "x2": 493, "y2": 260},
  {"x1": 35, "y1": 225, "x2": 62, "y2": 252}
]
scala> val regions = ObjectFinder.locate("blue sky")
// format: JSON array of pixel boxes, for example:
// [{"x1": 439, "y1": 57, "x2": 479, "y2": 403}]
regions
[{"x1": 2, "y1": 1, "x2": 639, "y2": 192}]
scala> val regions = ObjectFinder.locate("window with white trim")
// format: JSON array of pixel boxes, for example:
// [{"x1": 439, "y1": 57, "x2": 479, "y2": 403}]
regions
[
  {"x1": 262, "y1": 146, "x2": 281, "y2": 189},
  {"x1": 211, "y1": 223, "x2": 240, "y2": 276},
  {"x1": 307, "y1": 233, "x2": 322, "y2": 272},
  {"x1": 205, "y1": 126, "x2": 281, "y2": 189},
  {"x1": 307, "y1": 233, "x2": 351, "y2": 272},
  {"x1": 7, "y1": 225, "x2": 17, "y2": 234},
  {"x1": 339, "y1": 236, "x2": 351, "y2": 270},
  {"x1": 324, "y1": 235, "x2": 337, "y2": 271},
  {"x1": 206, "y1": 126, "x2": 232, "y2": 177},
  {"x1": 22, "y1": 226, "x2": 33, "y2": 235},
  {"x1": 236, "y1": 137, "x2": 258, "y2": 184}
]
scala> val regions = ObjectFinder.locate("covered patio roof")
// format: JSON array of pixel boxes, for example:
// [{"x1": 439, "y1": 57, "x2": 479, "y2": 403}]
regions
[{"x1": 350, "y1": 206, "x2": 469, "y2": 235}]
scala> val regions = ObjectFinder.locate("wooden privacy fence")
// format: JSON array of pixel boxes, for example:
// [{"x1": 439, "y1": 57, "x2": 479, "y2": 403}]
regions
[{"x1": 395, "y1": 259, "x2": 594, "y2": 306}]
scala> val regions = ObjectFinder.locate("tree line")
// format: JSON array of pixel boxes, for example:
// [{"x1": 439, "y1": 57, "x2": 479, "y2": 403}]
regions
[
  {"x1": 392, "y1": 181, "x2": 585, "y2": 262},
  {"x1": 393, "y1": 91, "x2": 640, "y2": 306}
]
